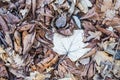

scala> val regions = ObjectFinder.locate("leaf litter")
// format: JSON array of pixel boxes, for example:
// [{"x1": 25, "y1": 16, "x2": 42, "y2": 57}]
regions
[{"x1": 0, "y1": 0, "x2": 120, "y2": 80}]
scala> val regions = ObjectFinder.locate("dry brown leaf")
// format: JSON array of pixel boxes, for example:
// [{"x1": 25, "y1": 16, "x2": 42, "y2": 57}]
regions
[
  {"x1": 22, "y1": 31, "x2": 36, "y2": 54},
  {"x1": 6, "y1": 12, "x2": 20, "y2": 23},
  {"x1": 0, "y1": 60, "x2": 8, "y2": 78},
  {"x1": 96, "y1": 25, "x2": 118, "y2": 38},
  {"x1": 86, "y1": 31, "x2": 102, "y2": 41},
  {"x1": 5, "y1": 32, "x2": 13, "y2": 47},
  {"x1": 80, "y1": 8, "x2": 98, "y2": 20},
  {"x1": 82, "y1": 21, "x2": 96, "y2": 31},
  {"x1": 103, "y1": 18, "x2": 120, "y2": 26},
  {"x1": 87, "y1": 62, "x2": 95, "y2": 79},
  {"x1": 0, "y1": 16, "x2": 8, "y2": 31},
  {"x1": 81, "y1": 47, "x2": 97, "y2": 59},
  {"x1": 32, "y1": 0, "x2": 36, "y2": 18},
  {"x1": 114, "y1": 25, "x2": 120, "y2": 32},
  {"x1": 18, "y1": 24, "x2": 35, "y2": 31},
  {"x1": 14, "y1": 31, "x2": 22, "y2": 53},
  {"x1": 36, "y1": 50, "x2": 58, "y2": 72},
  {"x1": 101, "y1": 0, "x2": 112, "y2": 12}
]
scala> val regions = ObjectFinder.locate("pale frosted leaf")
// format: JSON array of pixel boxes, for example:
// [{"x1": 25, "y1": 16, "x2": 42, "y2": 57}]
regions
[
  {"x1": 80, "y1": 0, "x2": 88, "y2": 13},
  {"x1": 84, "y1": 0, "x2": 92, "y2": 7},
  {"x1": 53, "y1": 30, "x2": 91, "y2": 61},
  {"x1": 114, "y1": 0, "x2": 120, "y2": 10},
  {"x1": 72, "y1": 16, "x2": 81, "y2": 28}
]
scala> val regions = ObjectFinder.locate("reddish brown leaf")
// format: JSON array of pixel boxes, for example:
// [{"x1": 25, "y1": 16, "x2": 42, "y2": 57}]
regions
[
  {"x1": 0, "y1": 16, "x2": 8, "y2": 31},
  {"x1": 96, "y1": 25, "x2": 118, "y2": 38}
]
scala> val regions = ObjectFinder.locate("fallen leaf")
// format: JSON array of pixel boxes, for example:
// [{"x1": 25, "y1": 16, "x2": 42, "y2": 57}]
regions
[
  {"x1": 87, "y1": 61, "x2": 96, "y2": 79},
  {"x1": 36, "y1": 50, "x2": 58, "y2": 72},
  {"x1": 72, "y1": 15, "x2": 81, "y2": 28},
  {"x1": 114, "y1": 0, "x2": 120, "y2": 10},
  {"x1": 22, "y1": 31, "x2": 36, "y2": 54},
  {"x1": 5, "y1": 32, "x2": 13, "y2": 47},
  {"x1": 32, "y1": 0, "x2": 36, "y2": 18},
  {"x1": 86, "y1": 31, "x2": 102, "y2": 41},
  {"x1": 82, "y1": 21, "x2": 96, "y2": 31},
  {"x1": 53, "y1": 30, "x2": 91, "y2": 61},
  {"x1": 25, "y1": 71, "x2": 45, "y2": 80},
  {"x1": 94, "y1": 51, "x2": 113, "y2": 66},
  {"x1": 80, "y1": 8, "x2": 98, "y2": 20},
  {"x1": 96, "y1": 25, "x2": 118, "y2": 38},
  {"x1": 80, "y1": 0, "x2": 92, "y2": 13},
  {"x1": 79, "y1": 57, "x2": 90, "y2": 65},
  {"x1": 105, "y1": 10, "x2": 115, "y2": 19},
  {"x1": 14, "y1": 31, "x2": 22, "y2": 53},
  {"x1": 112, "y1": 60, "x2": 120, "y2": 78},
  {"x1": 58, "y1": 74, "x2": 77, "y2": 80},
  {"x1": 0, "y1": 16, "x2": 8, "y2": 32},
  {"x1": 101, "y1": 0, "x2": 112, "y2": 12},
  {"x1": 68, "y1": 0, "x2": 76, "y2": 15},
  {"x1": 81, "y1": 47, "x2": 97, "y2": 59},
  {"x1": 18, "y1": 24, "x2": 35, "y2": 31}
]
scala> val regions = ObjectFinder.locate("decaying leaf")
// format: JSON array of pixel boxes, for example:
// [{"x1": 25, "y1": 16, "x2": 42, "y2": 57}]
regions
[
  {"x1": 0, "y1": 16, "x2": 8, "y2": 32},
  {"x1": 101, "y1": 0, "x2": 112, "y2": 12},
  {"x1": 94, "y1": 51, "x2": 113, "y2": 66},
  {"x1": 80, "y1": 8, "x2": 98, "y2": 20},
  {"x1": 14, "y1": 31, "x2": 22, "y2": 53},
  {"x1": 25, "y1": 71, "x2": 45, "y2": 80},
  {"x1": 96, "y1": 25, "x2": 118, "y2": 38},
  {"x1": 53, "y1": 30, "x2": 91, "y2": 61},
  {"x1": 86, "y1": 31, "x2": 102, "y2": 41},
  {"x1": 22, "y1": 31, "x2": 36, "y2": 54},
  {"x1": 112, "y1": 60, "x2": 120, "y2": 78},
  {"x1": 36, "y1": 49, "x2": 58, "y2": 72}
]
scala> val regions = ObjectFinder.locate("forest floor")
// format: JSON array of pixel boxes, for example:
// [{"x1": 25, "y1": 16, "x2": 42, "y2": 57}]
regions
[{"x1": 0, "y1": 0, "x2": 120, "y2": 80}]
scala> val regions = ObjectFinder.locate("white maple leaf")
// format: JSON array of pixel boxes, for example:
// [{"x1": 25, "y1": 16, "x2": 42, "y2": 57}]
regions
[{"x1": 53, "y1": 30, "x2": 91, "y2": 61}]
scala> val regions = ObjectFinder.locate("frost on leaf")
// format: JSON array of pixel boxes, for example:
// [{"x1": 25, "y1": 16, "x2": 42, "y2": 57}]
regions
[{"x1": 53, "y1": 30, "x2": 91, "y2": 61}]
